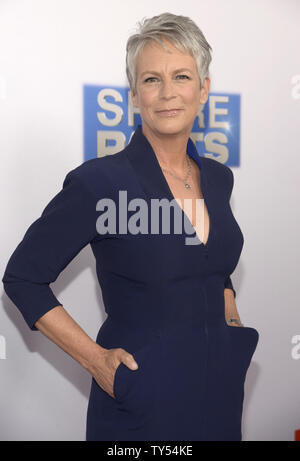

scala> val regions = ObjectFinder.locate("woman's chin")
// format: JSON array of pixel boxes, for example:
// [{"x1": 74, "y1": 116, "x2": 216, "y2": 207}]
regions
[{"x1": 150, "y1": 120, "x2": 190, "y2": 135}]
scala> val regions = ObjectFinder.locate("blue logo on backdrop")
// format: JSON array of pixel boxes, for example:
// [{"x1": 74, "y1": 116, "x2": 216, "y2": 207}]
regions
[{"x1": 83, "y1": 85, "x2": 240, "y2": 166}]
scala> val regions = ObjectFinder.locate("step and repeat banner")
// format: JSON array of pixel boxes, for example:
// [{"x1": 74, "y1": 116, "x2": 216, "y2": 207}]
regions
[{"x1": 0, "y1": 0, "x2": 299, "y2": 441}]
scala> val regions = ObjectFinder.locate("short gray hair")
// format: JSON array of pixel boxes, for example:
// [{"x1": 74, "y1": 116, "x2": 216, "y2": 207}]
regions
[{"x1": 126, "y1": 12, "x2": 212, "y2": 95}]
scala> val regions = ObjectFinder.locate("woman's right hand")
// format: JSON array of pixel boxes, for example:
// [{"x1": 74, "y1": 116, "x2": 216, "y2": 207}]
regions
[{"x1": 89, "y1": 346, "x2": 139, "y2": 400}]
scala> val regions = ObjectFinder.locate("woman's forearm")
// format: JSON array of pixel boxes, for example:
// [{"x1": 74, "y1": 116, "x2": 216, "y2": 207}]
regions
[
  {"x1": 34, "y1": 305, "x2": 106, "y2": 374},
  {"x1": 224, "y1": 288, "x2": 242, "y2": 324}
]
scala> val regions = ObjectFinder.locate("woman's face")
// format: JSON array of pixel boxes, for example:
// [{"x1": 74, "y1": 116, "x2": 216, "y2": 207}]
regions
[{"x1": 131, "y1": 38, "x2": 210, "y2": 138}]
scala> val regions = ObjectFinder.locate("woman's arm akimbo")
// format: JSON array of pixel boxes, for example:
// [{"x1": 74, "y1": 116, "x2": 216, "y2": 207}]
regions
[{"x1": 34, "y1": 304, "x2": 106, "y2": 372}]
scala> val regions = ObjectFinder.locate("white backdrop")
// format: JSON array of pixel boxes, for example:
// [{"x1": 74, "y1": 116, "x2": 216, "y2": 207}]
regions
[{"x1": 0, "y1": 0, "x2": 299, "y2": 441}]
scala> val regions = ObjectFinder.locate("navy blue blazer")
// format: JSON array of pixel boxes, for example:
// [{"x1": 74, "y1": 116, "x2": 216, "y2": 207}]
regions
[{"x1": 2, "y1": 124, "x2": 258, "y2": 441}]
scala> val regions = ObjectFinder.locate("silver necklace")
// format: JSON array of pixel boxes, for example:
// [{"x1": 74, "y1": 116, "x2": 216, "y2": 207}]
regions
[{"x1": 161, "y1": 155, "x2": 192, "y2": 190}]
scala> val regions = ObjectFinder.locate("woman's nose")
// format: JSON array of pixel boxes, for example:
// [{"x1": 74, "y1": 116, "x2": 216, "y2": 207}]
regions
[{"x1": 159, "y1": 79, "x2": 176, "y2": 99}]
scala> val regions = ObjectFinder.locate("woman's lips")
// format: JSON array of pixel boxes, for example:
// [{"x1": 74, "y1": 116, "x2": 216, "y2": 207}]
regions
[{"x1": 156, "y1": 109, "x2": 182, "y2": 117}]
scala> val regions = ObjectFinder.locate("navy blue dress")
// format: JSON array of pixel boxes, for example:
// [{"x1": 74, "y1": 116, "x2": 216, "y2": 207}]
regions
[{"x1": 2, "y1": 124, "x2": 259, "y2": 441}]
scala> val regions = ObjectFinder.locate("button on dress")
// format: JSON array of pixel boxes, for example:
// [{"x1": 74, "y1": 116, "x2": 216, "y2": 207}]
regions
[{"x1": 2, "y1": 124, "x2": 259, "y2": 441}]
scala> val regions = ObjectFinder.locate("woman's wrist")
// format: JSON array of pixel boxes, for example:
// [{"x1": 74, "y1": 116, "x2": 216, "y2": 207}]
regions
[
  {"x1": 227, "y1": 317, "x2": 244, "y2": 327},
  {"x1": 82, "y1": 342, "x2": 107, "y2": 374}
]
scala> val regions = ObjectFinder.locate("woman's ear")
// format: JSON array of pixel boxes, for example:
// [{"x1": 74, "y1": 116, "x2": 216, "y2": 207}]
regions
[
  {"x1": 130, "y1": 88, "x2": 139, "y2": 108},
  {"x1": 199, "y1": 77, "x2": 210, "y2": 105}
]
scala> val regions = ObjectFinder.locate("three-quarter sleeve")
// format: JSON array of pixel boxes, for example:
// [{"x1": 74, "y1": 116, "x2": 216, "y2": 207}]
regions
[
  {"x1": 2, "y1": 169, "x2": 98, "y2": 331},
  {"x1": 224, "y1": 276, "x2": 236, "y2": 298},
  {"x1": 223, "y1": 166, "x2": 236, "y2": 299}
]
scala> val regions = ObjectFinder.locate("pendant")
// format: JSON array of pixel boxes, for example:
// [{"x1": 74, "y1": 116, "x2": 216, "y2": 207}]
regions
[{"x1": 185, "y1": 183, "x2": 191, "y2": 189}]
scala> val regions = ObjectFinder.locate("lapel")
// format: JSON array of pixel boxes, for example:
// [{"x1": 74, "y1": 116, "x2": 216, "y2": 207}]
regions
[{"x1": 125, "y1": 124, "x2": 207, "y2": 203}]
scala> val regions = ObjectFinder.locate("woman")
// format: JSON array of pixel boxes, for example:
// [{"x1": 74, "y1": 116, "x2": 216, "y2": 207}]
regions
[{"x1": 2, "y1": 12, "x2": 259, "y2": 441}]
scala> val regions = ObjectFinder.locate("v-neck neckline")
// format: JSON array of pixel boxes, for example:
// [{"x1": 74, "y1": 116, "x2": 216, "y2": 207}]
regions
[
  {"x1": 126, "y1": 124, "x2": 212, "y2": 248},
  {"x1": 154, "y1": 141, "x2": 211, "y2": 248},
  {"x1": 160, "y1": 166, "x2": 211, "y2": 247}
]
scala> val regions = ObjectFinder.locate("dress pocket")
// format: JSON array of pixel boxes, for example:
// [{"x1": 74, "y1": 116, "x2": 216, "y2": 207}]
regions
[
  {"x1": 113, "y1": 361, "x2": 126, "y2": 401},
  {"x1": 113, "y1": 337, "x2": 161, "y2": 404},
  {"x1": 112, "y1": 337, "x2": 162, "y2": 433},
  {"x1": 225, "y1": 324, "x2": 259, "y2": 378}
]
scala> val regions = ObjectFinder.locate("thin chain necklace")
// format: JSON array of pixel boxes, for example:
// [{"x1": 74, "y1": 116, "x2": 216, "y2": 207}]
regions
[{"x1": 160, "y1": 155, "x2": 192, "y2": 190}]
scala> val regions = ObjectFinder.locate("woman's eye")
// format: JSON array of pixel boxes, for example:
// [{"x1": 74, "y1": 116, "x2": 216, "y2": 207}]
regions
[
  {"x1": 176, "y1": 74, "x2": 190, "y2": 79},
  {"x1": 144, "y1": 75, "x2": 190, "y2": 83}
]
